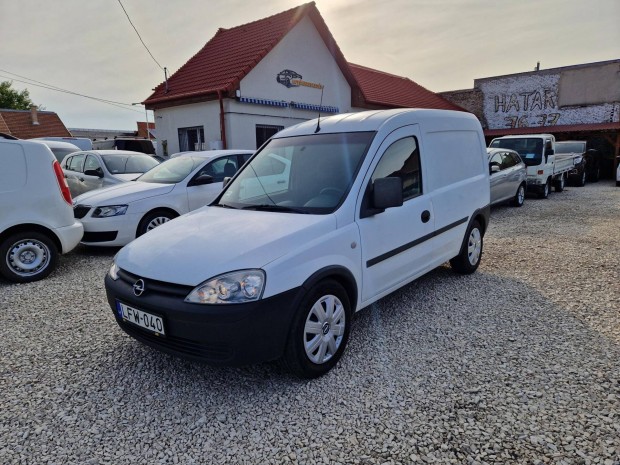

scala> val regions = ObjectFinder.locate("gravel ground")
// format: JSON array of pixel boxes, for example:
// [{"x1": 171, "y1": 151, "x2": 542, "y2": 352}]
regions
[{"x1": 1, "y1": 181, "x2": 619, "y2": 465}]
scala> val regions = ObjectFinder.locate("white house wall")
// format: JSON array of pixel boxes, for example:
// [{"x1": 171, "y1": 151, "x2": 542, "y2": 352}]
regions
[
  {"x1": 478, "y1": 70, "x2": 620, "y2": 130},
  {"x1": 154, "y1": 101, "x2": 221, "y2": 156},
  {"x1": 238, "y1": 15, "x2": 352, "y2": 116}
]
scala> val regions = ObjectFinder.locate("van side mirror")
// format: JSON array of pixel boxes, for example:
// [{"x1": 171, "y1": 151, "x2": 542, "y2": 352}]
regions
[
  {"x1": 547, "y1": 149, "x2": 554, "y2": 156},
  {"x1": 372, "y1": 177, "x2": 403, "y2": 210}
]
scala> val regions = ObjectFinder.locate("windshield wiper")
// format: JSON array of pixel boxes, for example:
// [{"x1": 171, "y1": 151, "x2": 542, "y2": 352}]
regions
[
  {"x1": 213, "y1": 203, "x2": 238, "y2": 209},
  {"x1": 241, "y1": 204, "x2": 307, "y2": 214}
]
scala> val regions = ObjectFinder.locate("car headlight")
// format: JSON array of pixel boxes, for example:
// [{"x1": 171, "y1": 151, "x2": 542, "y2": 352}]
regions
[
  {"x1": 109, "y1": 262, "x2": 120, "y2": 281},
  {"x1": 185, "y1": 270, "x2": 265, "y2": 304},
  {"x1": 92, "y1": 205, "x2": 128, "y2": 218}
]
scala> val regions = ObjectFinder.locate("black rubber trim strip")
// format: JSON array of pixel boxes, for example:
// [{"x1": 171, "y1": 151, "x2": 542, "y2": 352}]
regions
[{"x1": 366, "y1": 216, "x2": 469, "y2": 268}]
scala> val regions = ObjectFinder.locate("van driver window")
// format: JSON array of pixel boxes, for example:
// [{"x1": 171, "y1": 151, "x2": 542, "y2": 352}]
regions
[{"x1": 372, "y1": 137, "x2": 422, "y2": 200}]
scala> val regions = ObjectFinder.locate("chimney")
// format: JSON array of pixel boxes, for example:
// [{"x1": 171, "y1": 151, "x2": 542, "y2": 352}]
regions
[
  {"x1": 535, "y1": 61, "x2": 540, "y2": 71},
  {"x1": 30, "y1": 105, "x2": 40, "y2": 125}
]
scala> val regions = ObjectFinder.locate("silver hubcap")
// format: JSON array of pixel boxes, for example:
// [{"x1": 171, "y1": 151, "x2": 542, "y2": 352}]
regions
[
  {"x1": 544, "y1": 182, "x2": 549, "y2": 196},
  {"x1": 582, "y1": 172, "x2": 586, "y2": 183},
  {"x1": 518, "y1": 186, "x2": 525, "y2": 204},
  {"x1": 467, "y1": 228, "x2": 482, "y2": 266},
  {"x1": 560, "y1": 176, "x2": 564, "y2": 188},
  {"x1": 6, "y1": 239, "x2": 50, "y2": 277},
  {"x1": 146, "y1": 216, "x2": 170, "y2": 231},
  {"x1": 303, "y1": 294, "x2": 346, "y2": 364}
]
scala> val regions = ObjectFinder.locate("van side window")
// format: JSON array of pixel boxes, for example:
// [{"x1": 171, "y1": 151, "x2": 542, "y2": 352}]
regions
[{"x1": 371, "y1": 137, "x2": 421, "y2": 200}]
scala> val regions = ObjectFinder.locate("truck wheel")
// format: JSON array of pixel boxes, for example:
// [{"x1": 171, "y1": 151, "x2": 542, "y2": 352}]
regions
[
  {"x1": 512, "y1": 183, "x2": 526, "y2": 207},
  {"x1": 450, "y1": 220, "x2": 483, "y2": 275},
  {"x1": 576, "y1": 170, "x2": 586, "y2": 187},
  {"x1": 137, "y1": 210, "x2": 178, "y2": 237},
  {"x1": 554, "y1": 174, "x2": 565, "y2": 192},
  {"x1": 539, "y1": 179, "x2": 551, "y2": 199},
  {"x1": 0, "y1": 232, "x2": 58, "y2": 283},
  {"x1": 283, "y1": 280, "x2": 351, "y2": 378}
]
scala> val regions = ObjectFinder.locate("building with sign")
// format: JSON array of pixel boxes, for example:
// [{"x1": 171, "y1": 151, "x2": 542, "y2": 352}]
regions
[
  {"x1": 143, "y1": 2, "x2": 462, "y2": 156},
  {"x1": 440, "y1": 60, "x2": 620, "y2": 177}
]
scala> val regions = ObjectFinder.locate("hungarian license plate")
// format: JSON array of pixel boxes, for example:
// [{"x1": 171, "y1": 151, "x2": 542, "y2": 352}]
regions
[{"x1": 116, "y1": 301, "x2": 165, "y2": 336}]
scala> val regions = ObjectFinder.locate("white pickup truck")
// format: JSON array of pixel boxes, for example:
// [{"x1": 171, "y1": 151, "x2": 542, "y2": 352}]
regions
[{"x1": 489, "y1": 134, "x2": 583, "y2": 198}]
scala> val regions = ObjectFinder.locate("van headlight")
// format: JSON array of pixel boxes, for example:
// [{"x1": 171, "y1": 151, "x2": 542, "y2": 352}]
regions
[
  {"x1": 92, "y1": 205, "x2": 128, "y2": 218},
  {"x1": 185, "y1": 270, "x2": 265, "y2": 304},
  {"x1": 109, "y1": 262, "x2": 120, "y2": 281}
]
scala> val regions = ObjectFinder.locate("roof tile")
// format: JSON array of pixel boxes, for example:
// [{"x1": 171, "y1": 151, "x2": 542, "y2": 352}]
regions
[{"x1": 0, "y1": 109, "x2": 71, "y2": 139}]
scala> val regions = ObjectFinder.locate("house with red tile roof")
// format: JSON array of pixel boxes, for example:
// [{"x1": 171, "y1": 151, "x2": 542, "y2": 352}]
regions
[
  {"x1": 0, "y1": 106, "x2": 72, "y2": 139},
  {"x1": 143, "y1": 2, "x2": 463, "y2": 156}
]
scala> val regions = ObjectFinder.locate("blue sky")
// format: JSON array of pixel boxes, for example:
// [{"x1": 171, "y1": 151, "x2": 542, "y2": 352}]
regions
[{"x1": 1, "y1": 0, "x2": 618, "y2": 130}]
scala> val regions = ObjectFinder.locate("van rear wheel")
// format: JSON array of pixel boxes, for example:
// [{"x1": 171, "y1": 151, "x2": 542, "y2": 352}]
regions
[
  {"x1": 450, "y1": 220, "x2": 483, "y2": 275},
  {"x1": 0, "y1": 232, "x2": 58, "y2": 283},
  {"x1": 283, "y1": 280, "x2": 351, "y2": 378}
]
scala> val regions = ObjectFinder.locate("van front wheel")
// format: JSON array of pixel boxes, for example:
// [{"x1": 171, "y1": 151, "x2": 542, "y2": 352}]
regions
[
  {"x1": 450, "y1": 220, "x2": 483, "y2": 275},
  {"x1": 283, "y1": 280, "x2": 351, "y2": 378}
]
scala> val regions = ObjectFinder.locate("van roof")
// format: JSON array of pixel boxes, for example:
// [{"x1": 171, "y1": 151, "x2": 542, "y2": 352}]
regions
[
  {"x1": 275, "y1": 109, "x2": 479, "y2": 137},
  {"x1": 30, "y1": 139, "x2": 81, "y2": 151}
]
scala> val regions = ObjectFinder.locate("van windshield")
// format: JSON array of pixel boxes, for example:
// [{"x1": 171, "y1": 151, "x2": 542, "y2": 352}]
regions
[
  {"x1": 217, "y1": 132, "x2": 375, "y2": 214},
  {"x1": 490, "y1": 138, "x2": 543, "y2": 166}
]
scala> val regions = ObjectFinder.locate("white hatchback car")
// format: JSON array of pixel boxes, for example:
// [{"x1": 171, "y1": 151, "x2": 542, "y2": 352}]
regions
[
  {"x1": 0, "y1": 139, "x2": 83, "y2": 282},
  {"x1": 72, "y1": 150, "x2": 254, "y2": 246}
]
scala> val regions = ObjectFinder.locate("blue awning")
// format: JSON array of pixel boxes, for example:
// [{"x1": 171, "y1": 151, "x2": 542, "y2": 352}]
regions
[
  {"x1": 239, "y1": 97, "x2": 288, "y2": 107},
  {"x1": 290, "y1": 102, "x2": 339, "y2": 113}
]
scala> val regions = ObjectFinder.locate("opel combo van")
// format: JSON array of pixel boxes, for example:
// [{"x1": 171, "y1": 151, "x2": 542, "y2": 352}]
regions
[{"x1": 105, "y1": 109, "x2": 490, "y2": 378}]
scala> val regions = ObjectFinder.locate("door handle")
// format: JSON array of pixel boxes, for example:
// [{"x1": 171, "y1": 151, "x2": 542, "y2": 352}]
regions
[{"x1": 421, "y1": 210, "x2": 431, "y2": 223}]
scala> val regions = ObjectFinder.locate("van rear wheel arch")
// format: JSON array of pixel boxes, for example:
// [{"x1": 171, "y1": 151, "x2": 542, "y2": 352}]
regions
[{"x1": 0, "y1": 224, "x2": 62, "y2": 253}]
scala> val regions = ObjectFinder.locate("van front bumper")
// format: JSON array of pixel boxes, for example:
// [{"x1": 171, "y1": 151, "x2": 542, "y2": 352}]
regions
[{"x1": 104, "y1": 272, "x2": 301, "y2": 366}]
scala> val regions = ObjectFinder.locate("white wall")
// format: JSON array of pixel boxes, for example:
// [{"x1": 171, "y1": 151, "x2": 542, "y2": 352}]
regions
[
  {"x1": 153, "y1": 101, "x2": 221, "y2": 156},
  {"x1": 478, "y1": 71, "x2": 620, "y2": 130}
]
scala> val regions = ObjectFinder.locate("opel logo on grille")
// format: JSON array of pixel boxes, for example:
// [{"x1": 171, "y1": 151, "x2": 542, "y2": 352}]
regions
[{"x1": 133, "y1": 279, "x2": 145, "y2": 296}]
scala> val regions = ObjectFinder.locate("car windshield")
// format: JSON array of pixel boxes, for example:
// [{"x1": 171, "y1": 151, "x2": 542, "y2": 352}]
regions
[
  {"x1": 137, "y1": 157, "x2": 203, "y2": 184},
  {"x1": 555, "y1": 142, "x2": 585, "y2": 154},
  {"x1": 101, "y1": 154, "x2": 159, "y2": 174},
  {"x1": 490, "y1": 138, "x2": 543, "y2": 166},
  {"x1": 217, "y1": 132, "x2": 375, "y2": 214}
]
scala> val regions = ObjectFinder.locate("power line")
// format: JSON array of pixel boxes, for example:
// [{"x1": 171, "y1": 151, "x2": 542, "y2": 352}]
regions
[
  {"x1": 0, "y1": 71, "x2": 143, "y2": 114},
  {"x1": 117, "y1": 0, "x2": 164, "y2": 71}
]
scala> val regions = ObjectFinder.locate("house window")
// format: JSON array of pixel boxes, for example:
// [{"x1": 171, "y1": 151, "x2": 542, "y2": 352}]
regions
[
  {"x1": 256, "y1": 124, "x2": 284, "y2": 149},
  {"x1": 178, "y1": 126, "x2": 205, "y2": 152}
]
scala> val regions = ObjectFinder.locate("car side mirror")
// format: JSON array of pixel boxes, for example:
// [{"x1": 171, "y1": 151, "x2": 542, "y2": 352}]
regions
[
  {"x1": 84, "y1": 169, "x2": 103, "y2": 178},
  {"x1": 223, "y1": 176, "x2": 232, "y2": 188},
  {"x1": 191, "y1": 174, "x2": 213, "y2": 186},
  {"x1": 490, "y1": 164, "x2": 501, "y2": 174},
  {"x1": 372, "y1": 177, "x2": 403, "y2": 210}
]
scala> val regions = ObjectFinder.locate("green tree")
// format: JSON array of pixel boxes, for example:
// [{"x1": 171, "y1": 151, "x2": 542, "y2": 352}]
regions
[{"x1": 0, "y1": 81, "x2": 36, "y2": 110}]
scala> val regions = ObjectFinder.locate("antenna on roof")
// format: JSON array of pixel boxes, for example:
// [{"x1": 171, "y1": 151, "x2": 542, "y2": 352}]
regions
[{"x1": 314, "y1": 84, "x2": 324, "y2": 133}]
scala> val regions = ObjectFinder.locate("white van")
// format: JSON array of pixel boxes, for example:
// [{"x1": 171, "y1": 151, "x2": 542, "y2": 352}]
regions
[
  {"x1": 31, "y1": 139, "x2": 81, "y2": 163},
  {"x1": 104, "y1": 109, "x2": 490, "y2": 377},
  {"x1": 0, "y1": 140, "x2": 83, "y2": 282}
]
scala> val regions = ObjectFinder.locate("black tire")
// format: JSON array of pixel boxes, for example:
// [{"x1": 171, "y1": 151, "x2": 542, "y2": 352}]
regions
[
  {"x1": 450, "y1": 220, "x2": 483, "y2": 275},
  {"x1": 0, "y1": 232, "x2": 58, "y2": 283},
  {"x1": 576, "y1": 170, "x2": 586, "y2": 187},
  {"x1": 512, "y1": 183, "x2": 526, "y2": 207},
  {"x1": 616, "y1": 180, "x2": 620, "y2": 187},
  {"x1": 137, "y1": 210, "x2": 178, "y2": 237},
  {"x1": 589, "y1": 166, "x2": 600, "y2": 183},
  {"x1": 554, "y1": 174, "x2": 565, "y2": 192},
  {"x1": 539, "y1": 179, "x2": 551, "y2": 199},
  {"x1": 283, "y1": 280, "x2": 352, "y2": 378}
]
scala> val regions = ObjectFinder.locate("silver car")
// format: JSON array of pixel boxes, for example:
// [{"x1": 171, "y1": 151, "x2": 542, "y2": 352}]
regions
[
  {"x1": 60, "y1": 150, "x2": 159, "y2": 197},
  {"x1": 487, "y1": 148, "x2": 527, "y2": 207}
]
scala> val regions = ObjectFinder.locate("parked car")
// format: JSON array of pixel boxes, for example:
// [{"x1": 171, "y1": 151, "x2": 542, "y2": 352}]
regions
[
  {"x1": 92, "y1": 138, "x2": 155, "y2": 155},
  {"x1": 0, "y1": 139, "x2": 83, "y2": 282},
  {"x1": 486, "y1": 148, "x2": 527, "y2": 207},
  {"x1": 72, "y1": 150, "x2": 254, "y2": 246},
  {"x1": 60, "y1": 150, "x2": 159, "y2": 197},
  {"x1": 554, "y1": 141, "x2": 600, "y2": 185},
  {"x1": 33, "y1": 139, "x2": 81, "y2": 163},
  {"x1": 104, "y1": 109, "x2": 490, "y2": 378}
]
